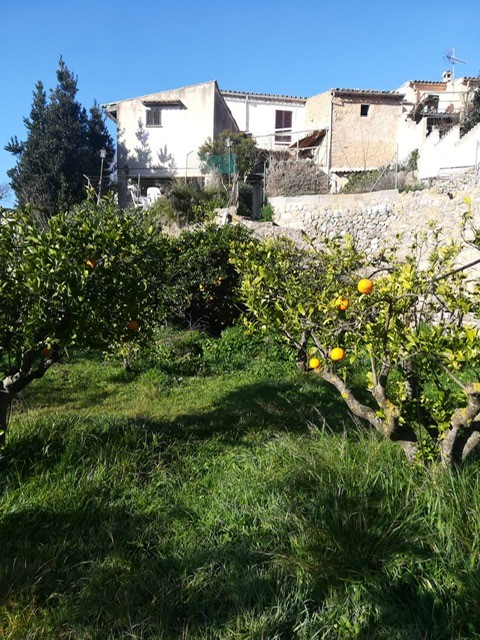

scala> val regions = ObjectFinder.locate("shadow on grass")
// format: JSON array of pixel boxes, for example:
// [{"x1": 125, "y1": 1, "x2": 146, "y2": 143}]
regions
[
  {"x1": 0, "y1": 496, "x2": 298, "y2": 638},
  {"x1": 1, "y1": 375, "x2": 354, "y2": 482}
]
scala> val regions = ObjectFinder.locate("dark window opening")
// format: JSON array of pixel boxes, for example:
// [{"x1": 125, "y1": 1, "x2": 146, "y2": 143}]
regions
[
  {"x1": 360, "y1": 104, "x2": 370, "y2": 117},
  {"x1": 275, "y1": 110, "x2": 292, "y2": 143},
  {"x1": 146, "y1": 108, "x2": 161, "y2": 126}
]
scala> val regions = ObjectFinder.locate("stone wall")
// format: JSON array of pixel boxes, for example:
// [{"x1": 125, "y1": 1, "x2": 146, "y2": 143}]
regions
[{"x1": 269, "y1": 169, "x2": 480, "y2": 270}]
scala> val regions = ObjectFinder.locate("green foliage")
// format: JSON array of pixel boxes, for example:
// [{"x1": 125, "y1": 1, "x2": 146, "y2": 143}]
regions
[
  {"x1": 259, "y1": 202, "x2": 274, "y2": 221},
  {"x1": 166, "y1": 182, "x2": 226, "y2": 225},
  {"x1": 143, "y1": 195, "x2": 176, "y2": 230},
  {"x1": 340, "y1": 170, "x2": 385, "y2": 193},
  {"x1": 203, "y1": 325, "x2": 294, "y2": 374},
  {"x1": 398, "y1": 182, "x2": 425, "y2": 193},
  {"x1": 461, "y1": 83, "x2": 480, "y2": 136},
  {"x1": 198, "y1": 130, "x2": 260, "y2": 179},
  {"x1": 405, "y1": 148, "x2": 419, "y2": 172},
  {"x1": 233, "y1": 228, "x2": 480, "y2": 465},
  {"x1": 141, "y1": 327, "x2": 206, "y2": 378},
  {"x1": 0, "y1": 192, "x2": 165, "y2": 409},
  {"x1": 162, "y1": 223, "x2": 254, "y2": 334},
  {"x1": 5, "y1": 58, "x2": 114, "y2": 216}
]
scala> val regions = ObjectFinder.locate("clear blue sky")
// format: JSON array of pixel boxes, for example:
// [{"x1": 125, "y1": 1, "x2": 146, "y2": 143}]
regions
[{"x1": 2, "y1": 0, "x2": 479, "y2": 207}]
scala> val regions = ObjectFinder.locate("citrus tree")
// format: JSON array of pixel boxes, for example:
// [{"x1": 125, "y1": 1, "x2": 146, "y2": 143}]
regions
[
  {"x1": 233, "y1": 230, "x2": 480, "y2": 467},
  {"x1": 0, "y1": 193, "x2": 164, "y2": 444}
]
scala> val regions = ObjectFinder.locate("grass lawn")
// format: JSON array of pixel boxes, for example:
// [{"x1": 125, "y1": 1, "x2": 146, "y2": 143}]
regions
[{"x1": 1, "y1": 335, "x2": 480, "y2": 639}]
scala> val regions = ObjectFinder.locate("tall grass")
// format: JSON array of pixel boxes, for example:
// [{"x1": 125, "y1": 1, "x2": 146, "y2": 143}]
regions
[{"x1": 1, "y1": 336, "x2": 480, "y2": 638}]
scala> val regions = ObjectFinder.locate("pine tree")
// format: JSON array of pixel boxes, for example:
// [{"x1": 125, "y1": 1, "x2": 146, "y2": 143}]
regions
[{"x1": 5, "y1": 58, "x2": 114, "y2": 216}]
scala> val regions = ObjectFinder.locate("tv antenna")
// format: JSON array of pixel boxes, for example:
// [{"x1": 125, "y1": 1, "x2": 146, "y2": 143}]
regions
[{"x1": 444, "y1": 47, "x2": 467, "y2": 84}]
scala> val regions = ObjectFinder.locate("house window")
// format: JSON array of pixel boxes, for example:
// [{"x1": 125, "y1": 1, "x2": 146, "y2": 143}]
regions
[
  {"x1": 146, "y1": 108, "x2": 161, "y2": 127},
  {"x1": 275, "y1": 110, "x2": 292, "y2": 143},
  {"x1": 360, "y1": 104, "x2": 370, "y2": 117}
]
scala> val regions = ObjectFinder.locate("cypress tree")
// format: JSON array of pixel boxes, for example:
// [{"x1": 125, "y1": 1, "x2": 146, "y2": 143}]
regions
[{"x1": 5, "y1": 57, "x2": 114, "y2": 216}]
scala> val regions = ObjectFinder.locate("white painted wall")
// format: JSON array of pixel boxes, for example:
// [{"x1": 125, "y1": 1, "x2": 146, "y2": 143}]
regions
[
  {"x1": 115, "y1": 81, "x2": 222, "y2": 181},
  {"x1": 222, "y1": 94, "x2": 307, "y2": 150},
  {"x1": 418, "y1": 122, "x2": 480, "y2": 179}
]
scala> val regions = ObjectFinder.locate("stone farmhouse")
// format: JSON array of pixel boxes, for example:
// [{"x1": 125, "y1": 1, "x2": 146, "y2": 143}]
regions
[{"x1": 102, "y1": 72, "x2": 480, "y2": 205}]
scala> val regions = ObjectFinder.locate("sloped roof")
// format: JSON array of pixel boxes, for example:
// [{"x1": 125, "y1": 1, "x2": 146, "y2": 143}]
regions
[
  {"x1": 332, "y1": 88, "x2": 405, "y2": 100},
  {"x1": 288, "y1": 130, "x2": 326, "y2": 149},
  {"x1": 222, "y1": 89, "x2": 306, "y2": 102}
]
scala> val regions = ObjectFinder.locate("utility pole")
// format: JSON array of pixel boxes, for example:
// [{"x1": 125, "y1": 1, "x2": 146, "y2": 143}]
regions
[{"x1": 97, "y1": 149, "x2": 107, "y2": 205}]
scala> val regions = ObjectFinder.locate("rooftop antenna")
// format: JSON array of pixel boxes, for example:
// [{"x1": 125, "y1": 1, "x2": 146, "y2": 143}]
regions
[{"x1": 444, "y1": 47, "x2": 467, "y2": 85}]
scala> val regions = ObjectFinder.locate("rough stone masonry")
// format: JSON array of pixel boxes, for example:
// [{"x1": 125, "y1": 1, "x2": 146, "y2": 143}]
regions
[{"x1": 266, "y1": 169, "x2": 480, "y2": 271}]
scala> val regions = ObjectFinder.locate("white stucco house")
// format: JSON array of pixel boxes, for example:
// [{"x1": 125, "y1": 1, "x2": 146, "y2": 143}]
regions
[
  {"x1": 102, "y1": 80, "x2": 239, "y2": 206},
  {"x1": 103, "y1": 72, "x2": 480, "y2": 204},
  {"x1": 221, "y1": 89, "x2": 307, "y2": 151},
  {"x1": 103, "y1": 81, "x2": 309, "y2": 206}
]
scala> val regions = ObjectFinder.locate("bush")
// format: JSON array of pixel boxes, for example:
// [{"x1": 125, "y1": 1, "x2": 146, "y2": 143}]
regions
[
  {"x1": 340, "y1": 169, "x2": 397, "y2": 193},
  {"x1": 166, "y1": 183, "x2": 226, "y2": 225},
  {"x1": 142, "y1": 327, "x2": 206, "y2": 377},
  {"x1": 144, "y1": 196, "x2": 176, "y2": 230},
  {"x1": 259, "y1": 203, "x2": 274, "y2": 221},
  {"x1": 164, "y1": 223, "x2": 254, "y2": 334},
  {"x1": 266, "y1": 159, "x2": 328, "y2": 197}
]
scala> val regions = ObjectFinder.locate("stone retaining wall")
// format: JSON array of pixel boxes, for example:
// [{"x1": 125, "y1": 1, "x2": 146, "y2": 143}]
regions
[{"x1": 269, "y1": 171, "x2": 480, "y2": 260}]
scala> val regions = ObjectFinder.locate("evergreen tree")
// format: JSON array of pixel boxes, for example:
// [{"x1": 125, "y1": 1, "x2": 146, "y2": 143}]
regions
[
  {"x1": 461, "y1": 82, "x2": 480, "y2": 136},
  {"x1": 5, "y1": 58, "x2": 114, "y2": 216}
]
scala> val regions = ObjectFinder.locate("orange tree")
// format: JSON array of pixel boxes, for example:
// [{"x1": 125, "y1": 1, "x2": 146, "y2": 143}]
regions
[
  {"x1": 232, "y1": 231, "x2": 480, "y2": 467},
  {"x1": 0, "y1": 193, "x2": 165, "y2": 444}
]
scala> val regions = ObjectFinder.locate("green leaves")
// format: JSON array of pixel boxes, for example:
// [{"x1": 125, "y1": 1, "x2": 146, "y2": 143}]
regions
[
  {"x1": 234, "y1": 227, "x2": 480, "y2": 463},
  {"x1": 0, "y1": 196, "x2": 164, "y2": 381}
]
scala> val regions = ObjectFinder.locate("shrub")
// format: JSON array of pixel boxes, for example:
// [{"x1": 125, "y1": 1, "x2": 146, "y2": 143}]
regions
[
  {"x1": 164, "y1": 223, "x2": 254, "y2": 334},
  {"x1": 259, "y1": 203, "x2": 274, "y2": 221},
  {"x1": 166, "y1": 183, "x2": 226, "y2": 225},
  {"x1": 144, "y1": 196, "x2": 176, "y2": 230},
  {"x1": 266, "y1": 159, "x2": 328, "y2": 197}
]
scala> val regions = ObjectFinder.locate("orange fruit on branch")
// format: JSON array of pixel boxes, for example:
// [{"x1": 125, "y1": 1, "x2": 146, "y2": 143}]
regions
[
  {"x1": 335, "y1": 297, "x2": 350, "y2": 311},
  {"x1": 330, "y1": 347, "x2": 346, "y2": 361},
  {"x1": 357, "y1": 278, "x2": 374, "y2": 294},
  {"x1": 309, "y1": 357, "x2": 321, "y2": 370},
  {"x1": 86, "y1": 259, "x2": 97, "y2": 269},
  {"x1": 127, "y1": 320, "x2": 140, "y2": 331},
  {"x1": 41, "y1": 347, "x2": 52, "y2": 358}
]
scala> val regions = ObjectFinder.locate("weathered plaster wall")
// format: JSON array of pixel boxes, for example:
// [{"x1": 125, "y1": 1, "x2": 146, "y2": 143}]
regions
[
  {"x1": 330, "y1": 97, "x2": 403, "y2": 171},
  {"x1": 418, "y1": 123, "x2": 480, "y2": 180}
]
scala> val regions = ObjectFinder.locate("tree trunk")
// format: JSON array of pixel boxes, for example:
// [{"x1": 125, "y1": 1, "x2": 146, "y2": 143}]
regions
[
  {"x1": 0, "y1": 390, "x2": 12, "y2": 448},
  {"x1": 441, "y1": 383, "x2": 480, "y2": 468},
  {"x1": 315, "y1": 367, "x2": 419, "y2": 461}
]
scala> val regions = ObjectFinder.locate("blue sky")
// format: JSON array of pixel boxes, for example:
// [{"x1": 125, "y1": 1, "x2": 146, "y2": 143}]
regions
[{"x1": 2, "y1": 0, "x2": 479, "y2": 207}]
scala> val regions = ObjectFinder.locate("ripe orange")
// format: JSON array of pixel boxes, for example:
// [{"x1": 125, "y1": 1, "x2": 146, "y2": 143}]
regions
[
  {"x1": 41, "y1": 347, "x2": 52, "y2": 358},
  {"x1": 127, "y1": 320, "x2": 140, "y2": 331},
  {"x1": 330, "y1": 347, "x2": 345, "y2": 361},
  {"x1": 357, "y1": 278, "x2": 374, "y2": 294},
  {"x1": 335, "y1": 297, "x2": 350, "y2": 311},
  {"x1": 309, "y1": 357, "x2": 321, "y2": 369},
  {"x1": 86, "y1": 259, "x2": 97, "y2": 269}
]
